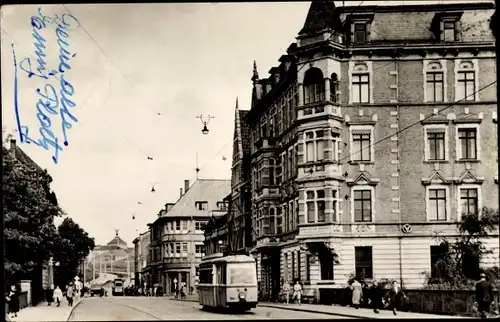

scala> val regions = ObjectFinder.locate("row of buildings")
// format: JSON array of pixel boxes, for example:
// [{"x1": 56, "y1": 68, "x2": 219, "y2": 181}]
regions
[{"x1": 133, "y1": 1, "x2": 499, "y2": 303}]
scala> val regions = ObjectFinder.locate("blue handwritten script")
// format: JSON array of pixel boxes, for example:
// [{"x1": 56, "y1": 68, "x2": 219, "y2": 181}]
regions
[{"x1": 12, "y1": 8, "x2": 80, "y2": 164}]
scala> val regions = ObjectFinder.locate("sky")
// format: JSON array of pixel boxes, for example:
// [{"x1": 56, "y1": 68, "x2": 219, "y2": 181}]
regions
[{"x1": 1, "y1": 1, "x2": 491, "y2": 246}]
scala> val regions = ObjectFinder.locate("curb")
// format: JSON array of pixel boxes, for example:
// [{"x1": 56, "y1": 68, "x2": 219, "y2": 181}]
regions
[
  {"x1": 65, "y1": 297, "x2": 84, "y2": 321},
  {"x1": 257, "y1": 304, "x2": 378, "y2": 319},
  {"x1": 168, "y1": 298, "x2": 199, "y2": 303}
]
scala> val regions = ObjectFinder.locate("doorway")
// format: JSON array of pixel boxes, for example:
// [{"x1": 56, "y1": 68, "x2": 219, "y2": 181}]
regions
[{"x1": 318, "y1": 244, "x2": 334, "y2": 280}]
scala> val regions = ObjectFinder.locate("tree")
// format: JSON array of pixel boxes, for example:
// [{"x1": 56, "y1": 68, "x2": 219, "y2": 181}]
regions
[
  {"x1": 425, "y1": 207, "x2": 500, "y2": 289},
  {"x1": 3, "y1": 145, "x2": 62, "y2": 287},
  {"x1": 53, "y1": 217, "x2": 95, "y2": 287}
]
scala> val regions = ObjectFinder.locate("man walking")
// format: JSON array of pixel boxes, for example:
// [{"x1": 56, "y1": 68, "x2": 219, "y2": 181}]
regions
[
  {"x1": 66, "y1": 284, "x2": 74, "y2": 307},
  {"x1": 475, "y1": 273, "x2": 494, "y2": 319},
  {"x1": 370, "y1": 280, "x2": 384, "y2": 313}
]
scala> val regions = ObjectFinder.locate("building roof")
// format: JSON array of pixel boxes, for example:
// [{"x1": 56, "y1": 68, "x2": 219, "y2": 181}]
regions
[
  {"x1": 239, "y1": 109, "x2": 251, "y2": 157},
  {"x1": 162, "y1": 179, "x2": 230, "y2": 218},
  {"x1": 9, "y1": 139, "x2": 44, "y2": 172},
  {"x1": 299, "y1": 0, "x2": 339, "y2": 35},
  {"x1": 107, "y1": 233, "x2": 128, "y2": 247}
]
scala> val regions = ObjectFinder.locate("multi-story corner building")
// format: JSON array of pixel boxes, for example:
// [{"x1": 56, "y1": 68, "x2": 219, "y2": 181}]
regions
[
  {"x1": 204, "y1": 100, "x2": 253, "y2": 256},
  {"x1": 245, "y1": 1, "x2": 498, "y2": 303},
  {"x1": 133, "y1": 230, "x2": 151, "y2": 288},
  {"x1": 146, "y1": 179, "x2": 230, "y2": 295}
]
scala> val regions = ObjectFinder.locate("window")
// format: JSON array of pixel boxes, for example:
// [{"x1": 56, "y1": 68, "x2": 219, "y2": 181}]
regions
[
  {"x1": 352, "y1": 74, "x2": 370, "y2": 103},
  {"x1": 306, "y1": 191, "x2": 315, "y2": 223},
  {"x1": 195, "y1": 245, "x2": 205, "y2": 255},
  {"x1": 457, "y1": 128, "x2": 477, "y2": 160},
  {"x1": 430, "y1": 245, "x2": 443, "y2": 278},
  {"x1": 175, "y1": 220, "x2": 181, "y2": 231},
  {"x1": 351, "y1": 130, "x2": 372, "y2": 162},
  {"x1": 455, "y1": 61, "x2": 477, "y2": 102},
  {"x1": 330, "y1": 73, "x2": 339, "y2": 103},
  {"x1": 196, "y1": 201, "x2": 208, "y2": 210},
  {"x1": 355, "y1": 246, "x2": 373, "y2": 279},
  {"x1": 182, "y1": 220, "x2": 188, "y2": 231},
  {"x1": 167, "y1": 221, "x2": 172, "y2": 232},
  {"x1": 353, "y1": 189, "x2": 372, "y2": 222},
  {"x1": 426, "y1": 72, "x2": 444, "y2": 102},
  {"x1": 332, "y1": 189, "x2": 338, "y2": 222},
  {"x1": 353, "y1": 23, "x2": 367, "y2": 44},
  {"x1": 175, "y1": 243, "x2": 181, "y2": 254},
  {"x1": 182, "y1": 243, "x2": 188, "y2": 254},
  {"x1": 199, "y1": 265, "x2": 213, "y2": 284},
  {"x1": 457, "y1": 71, "x2": 475, "y2": 101},
  {"x1": 276, "y1": 207, "x2": 283, "y2": 235},
  {"x1": 317, "y1": 190, "x2": 326, "y2": 222},
  {"x1": 303, "y1": 68, "x2": 325, "y2": 104},
  {"x1": 426, "y1": 129, "x2": 446, "y2": 161},
  {"x1": 443, "y1": 21, "x2": 456, "y2": 42},
  {"x1": 428, "y1": 188, "x2": 447, "y2": 221},
  {"x1": 305, "y1": 190, "x2": 325, "y2": 223},
  {"x1": 269, "y1": 158, "x2": 275, "y2": 185},
  {"x1": 460, "y1": 188, "x2": 478, "y2": 216},
  {"x1": 269, "y1": 207, "x2": 276, "y2": 235},
  {"x1": 304, "y1": 130, "x2": 328, "y2": 163},
  {"x1": 195, "y1": 221, "x2": 203, "y2": 231},
  {"x1": 216, "y1": 201, "x2": 228, "y2": 210}
]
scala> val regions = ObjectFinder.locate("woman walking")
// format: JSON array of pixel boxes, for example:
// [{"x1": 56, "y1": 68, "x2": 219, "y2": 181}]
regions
[
  {"x1": 370, "y1": 280, "x2": 384, "y2": 313},
  {"x1": 53, "y1": 286, "x2": 63, "y2": 307},
  {"x1": 282, "y1": 281, "x2": 291, "y2": 305},
  {"x1": 350, "y1": 279, "x2": 363, "y2": 309}
]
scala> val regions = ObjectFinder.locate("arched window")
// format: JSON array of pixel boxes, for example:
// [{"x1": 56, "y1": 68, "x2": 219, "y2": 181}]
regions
[
  {"x1": 330, "y1": 73, "x2": 339, "y2": 103},
  {"x1": 303, "y1": 68, "x2": 325, "y2": 104}
]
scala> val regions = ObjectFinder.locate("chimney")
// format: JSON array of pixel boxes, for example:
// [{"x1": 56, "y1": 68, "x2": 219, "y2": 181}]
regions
[
  {"x1": 184, "y1": 180, "x2": 190, "y2": 194},
  {"x1": 179, "y1": 188, "x2": 183, "y2": 198},
  {"x1": 10, "y1": 139, "x2": 16, "y2": 158},
  {"x1": 165, "y1": 203, "x2": 175, "y2": 212}
]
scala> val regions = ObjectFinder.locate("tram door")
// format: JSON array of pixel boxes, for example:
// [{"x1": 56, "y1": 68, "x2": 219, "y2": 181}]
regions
[{"x1": 215, "y1": 263, "x2": 227, "y2": 307}]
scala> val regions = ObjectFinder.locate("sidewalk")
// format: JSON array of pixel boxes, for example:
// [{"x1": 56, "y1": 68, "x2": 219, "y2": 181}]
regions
[
  {"x1": 258, "y1": 302, "x2": 472, "y2": 319},
  {"x1": 9, "y1": 297, "x2": 84, "y2": 322}
]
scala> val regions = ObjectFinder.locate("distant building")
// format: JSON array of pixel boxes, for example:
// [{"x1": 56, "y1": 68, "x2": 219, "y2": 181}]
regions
[
  {"x1": 133, "y1": 230, "x2": 150, "y2": 288},
  {"x1": 87, "y1": 230, "x2": 134, "y2": 282},
  {"x1": 146, "y1": 179, "x2": 230, "y2": 295}
]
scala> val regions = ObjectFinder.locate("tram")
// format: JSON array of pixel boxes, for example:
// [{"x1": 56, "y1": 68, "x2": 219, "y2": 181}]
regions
[
  {"x1": 112, "y1": 278, "x2": 124, "y2": 296},
  {"x1": 198, "y1": 254, "x2": 258, "y2": 311}
]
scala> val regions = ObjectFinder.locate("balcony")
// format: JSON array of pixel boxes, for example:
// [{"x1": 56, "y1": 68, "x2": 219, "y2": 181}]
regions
[
  {"x1": 297, "y1": 224, "x2": 343, "y2": 239},
  {"x1": 253, "y1": 137, "x2": 277, "y2": 156},
  {"x1": 298, "y1": 102, "x2": 342, "y2": 121}
]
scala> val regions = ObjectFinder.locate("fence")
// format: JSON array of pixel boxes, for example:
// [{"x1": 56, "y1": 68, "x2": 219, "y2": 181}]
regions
[{"x1": 329, "y1": 287, "x2": 499, "y2": 316}]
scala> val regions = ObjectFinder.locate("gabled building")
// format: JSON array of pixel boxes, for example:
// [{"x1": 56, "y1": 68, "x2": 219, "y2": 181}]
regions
[
  {"x1": 147, "y1": 179, "x2": 230, "y2": 295},
  {"x1": 204, "y1": 99, "x2": 253, "y2": 256},
  {"x1": 245, "y1": 1, "x2": 498, "y2": 304}
]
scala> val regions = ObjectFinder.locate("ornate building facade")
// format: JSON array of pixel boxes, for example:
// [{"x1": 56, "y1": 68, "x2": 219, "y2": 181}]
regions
[
  {"x1": 244, "y1": 1, "x2": 498, "y2": 303},
  {"x1": 146, "y1": 179, "x2": 230, "y2": 295}
]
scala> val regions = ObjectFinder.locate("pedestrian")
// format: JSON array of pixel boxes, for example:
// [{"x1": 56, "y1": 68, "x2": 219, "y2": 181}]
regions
[
  {"x1": 175, "y1": 283, "x2": 179, "y2": 300},
  {"x1": 66, "y1": 284, "x2": 74, "y2": 307},
  {"x1": 350, "y1": 279, "x2": 363, "y2": 309},
  {"x1": 292, "y1": 281, "x2": 302, "y2": 305},
  {"x1": 385, "y1": 281, "x2": 406, "y2": 315},
  {"x1": 475, "y1": 273, "x2": 494, "y2": 319},
  {"x1": 53, "y1": 285, "x2": 63, "y2": 307},
  {"x1": 370, "y1": 280, "x2": 384, "y2": 314},
  {"x1": 282, "y1": 280, "x2": 291, "y2": 305},
  {"x1": 47, "y1": 284, "x2": 55, "y2": 306},
  {"x1": 6, "y1": 284, "x2": 20, "y2": 319},
  {"x1": 180, "y1": 282, "x2": 187, "y2": 299}
]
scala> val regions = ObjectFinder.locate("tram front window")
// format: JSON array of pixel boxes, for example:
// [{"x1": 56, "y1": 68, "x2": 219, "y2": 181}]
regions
[{"x1": 229, "y1": 263, "x2": 257, "y2": 285}]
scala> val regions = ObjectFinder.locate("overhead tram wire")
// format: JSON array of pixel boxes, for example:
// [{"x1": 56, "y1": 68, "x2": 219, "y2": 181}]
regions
[{"x1": 61, "y1": 5, "x2": 164, "y2": 117}]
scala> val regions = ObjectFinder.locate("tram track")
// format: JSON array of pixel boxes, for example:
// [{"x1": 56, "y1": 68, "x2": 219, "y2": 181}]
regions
[{"x1": 95, "y1": 298, "x2": 164, "y2": 320}]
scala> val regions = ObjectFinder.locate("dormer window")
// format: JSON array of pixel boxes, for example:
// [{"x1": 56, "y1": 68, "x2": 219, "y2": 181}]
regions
[
  {"x1": 195, "y1": 201, "x2": 208, "y2": 210},
  {"x1": 353, "y1": 23, "x2": 367, "y2": 44},
  {"x1": 432, "y1": 12, "x2": 463, "y2": 43},
  {"x1": 216, "y1": 201, "x2": 228, "y2": 210},
  {"x1": 443, "y1": 20, "x2": 456, "y2": 42}
]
